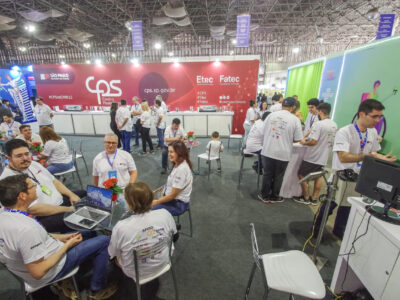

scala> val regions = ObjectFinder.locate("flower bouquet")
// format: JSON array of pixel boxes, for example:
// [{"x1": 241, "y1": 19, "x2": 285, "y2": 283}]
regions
[
  {"x1": 31, "y1": 142, "x2": 43, "y2": 155},
  {"x1": 186, "y1": 131, "x2": 199, "y2": 147},
  {"x1": 103, "y1": 178, "x2": 123, "y2": 201}
]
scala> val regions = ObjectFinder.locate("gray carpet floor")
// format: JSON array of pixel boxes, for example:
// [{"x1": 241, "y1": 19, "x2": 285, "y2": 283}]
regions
[{"x1": 36, "y1": 136, "x2": 340, "y2": 299}]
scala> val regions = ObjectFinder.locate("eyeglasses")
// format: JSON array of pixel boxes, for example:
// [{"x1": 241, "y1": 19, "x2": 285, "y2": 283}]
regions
[
  {"x1": 28, "y1": 183, "x2": 37, "y2": 190},
  {"x1": 367, "y1": 114, "x2": 384, "y2": 120},
  {"x1": 13, "y1": 152, "x2": 31, "y2": 159},
  {"x1": 104, "y1": 141, "x2": 118, "y2": 145}
]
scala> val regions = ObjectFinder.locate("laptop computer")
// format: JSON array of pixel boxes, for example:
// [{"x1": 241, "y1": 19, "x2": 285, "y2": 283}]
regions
[{"x1": 64, "y1": 185, "x2": 113, "y2": 229}]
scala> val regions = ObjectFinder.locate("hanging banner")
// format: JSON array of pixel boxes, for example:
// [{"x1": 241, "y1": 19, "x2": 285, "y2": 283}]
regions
[
  {"x1": 0, "y1": 68, "x2": 36, "y2": 123},
  {"x1": 376, "y1": 14, "x2": 395, "y2": 40},
  {"x1": 236, "y1": 15, "x2": 250, "y2": 47},
  {"x1": 318, "y1": 56, "x2": 344, "y2": 105},
  {"x1": 33, "y1": 61, "x2": 259, "y2": 134},
  {"x1": 131, "y1": 21, "x2": 144, "y2": 50}
]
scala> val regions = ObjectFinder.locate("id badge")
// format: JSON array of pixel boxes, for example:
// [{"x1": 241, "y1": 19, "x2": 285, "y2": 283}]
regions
[
  {"x1": 108, "y1": 170, "x2": 117, "y2": 179},
  {"x1": 41, "y1": 185, "x2": 53, "y2": 196},
  {"x1": 7, "y1": 130, "x2": 12, "y2": 136}
]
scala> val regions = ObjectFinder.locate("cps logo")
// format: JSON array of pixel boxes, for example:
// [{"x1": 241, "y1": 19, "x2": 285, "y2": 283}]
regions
[{"x1": 85, "y1": 76, "x2": 122, "y2": 104}]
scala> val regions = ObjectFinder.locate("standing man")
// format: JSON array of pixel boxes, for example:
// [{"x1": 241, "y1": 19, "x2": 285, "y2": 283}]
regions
[
  {"x1": 156, "y1": 95, "x2": 168, "y2": 111},
  {"x1": 269, "y1": 94, "x2": 284, "y2": 112},
  {"x1": 296, "y1": 103, "x2": 337, "y2": 205},
  {"x1": 154, "y1": 99, "x2": 166, "y2": 149},
  {"x1": 16, "y1": 124, "x2": 43, "y2": 147},
  {"x1": 259, "y1": 97, "x2": 303, "y2": 203},
  {"x1": 93, "y1": 133, "x2": 138, "y2": 188},
  {"x1": 116, "y1": 99, "x2": 132, "y2": 152},
  {"x1": 161, "y1": 118, "x2": 186, "y2": 174},
  {"x1": 130, "y1": 96, "x2": 142, "y2": 147},
  {"x1": 304, "y1": 98, "x2": 320, "y2": 134},
  {"x1": 34, "y1": 97, "x2": 54, "y2": 129}
]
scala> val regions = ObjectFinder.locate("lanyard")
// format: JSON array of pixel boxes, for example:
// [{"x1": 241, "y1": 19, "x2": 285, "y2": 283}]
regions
[
  {"x1": 310, "y1": 114, "x2": 317, "y2": 128},
  {"x1": 172, "y1": 129, "x2": 177, "y2": 138},
  {"x1": 7, "y1": 121, "x2": 14, "y2": 129},
  {"x1": 8, "y1": 165, "x2": 40, "y2": 185},
  {"x1": 106, "y1": 150, "x2": 117, "y2": 169},
  {"x1": 4, "y1": 208, "x2": 43, "y2": 226},
  {"x1": 354, "y1": 123, "x2": 368, "y2": 167}
]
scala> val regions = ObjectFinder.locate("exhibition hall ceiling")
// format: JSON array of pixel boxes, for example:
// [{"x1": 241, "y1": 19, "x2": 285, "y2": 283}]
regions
[{"x1": 0, "y1": 0, "x2": 399, "y2": 67}]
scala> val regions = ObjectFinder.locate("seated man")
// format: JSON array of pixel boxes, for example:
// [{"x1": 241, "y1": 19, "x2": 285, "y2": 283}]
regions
[
  {"x1": 0, "y1": 139, "x2": 85, "y2": 233},
  {"x1": 161, "y1": 118, "x2": 186, "y2": 174},
  {"x1": 0, "y1": 174, "x2": 116, "y2": 299},
  {"x1": 0, "y1": 113, "x2": 21, "y2": 138},
  {"x1": 16, "y1": 124, "x2": 43, "y2": 148},
  {"x1": 93, "y1": 133, "x2": 138, "y2": 188}
]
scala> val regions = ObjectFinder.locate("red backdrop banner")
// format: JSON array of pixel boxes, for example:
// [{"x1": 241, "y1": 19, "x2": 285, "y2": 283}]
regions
[{"x1": 33, "y1": 60, "x2": 259, "y2": 133}]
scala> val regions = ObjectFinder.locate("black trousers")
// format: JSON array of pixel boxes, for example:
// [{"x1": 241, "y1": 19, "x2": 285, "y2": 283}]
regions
[
  {"x1": 141, "y1": 127, "x2": 153, "y2": 152},
  {"x1": 260, "y1": 156, "x2": 289, "y2": 199},
  {"x1": 110, "y1": 123, "x2": 122, "y2": 148},
  {"x1": 37, "y1": 190, "x2": 87, "y2": 233}
]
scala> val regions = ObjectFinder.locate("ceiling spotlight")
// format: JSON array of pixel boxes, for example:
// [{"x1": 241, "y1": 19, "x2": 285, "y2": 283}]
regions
[
  {"x1": 18, "y1": 46, "x2": 27, "y2": 52},
  {"x1": 130, "y1": 58, "x2": 139, "y2": 65},
  {"x1": 85, "y1": 60, "x2": 91, "y2": 64},
  {"x1": 154, "y1": 42, "x2": 162, "y2": 50},
  {"x1": 231, "y1": 39, "x2": 237, "y2": 45},
  {"x1": 83, "y1": 43, "x2": 91, "y2": 49},
  {"x1": 168, "y1": 51, "x2": 174, "y2": 57},
  {"x1": 59, "y1": 54, "x2": 65, "y2": 58},
  {"x1": 366, "y1": 8, "x2": 380, "y2": 20},
  {"x1": 111, "y1": 53, "x2": 116, "y2": 58},
  {"x1": 60, "y1": 61, "x2": 66, "y2": 65},
  {"x1": 95, "y1": 59, "x2": 102, "y2": 65},
  {"x1": 292, "y1": 47, "x2": 300, "y2": 54},
  {"x1": 24, "y1": 24, "x2": 36, "y2": 32}
]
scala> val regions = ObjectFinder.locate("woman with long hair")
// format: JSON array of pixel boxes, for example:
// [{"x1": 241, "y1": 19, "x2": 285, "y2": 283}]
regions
[
  {"x1": 38, "y1": 126, "x2": 73, "y2": 174},
  {"x1": 140, "y1": 102, "x2": 154, "y2": 154},
  {"x1": 258, "y1": 101, "x2": 268, "y2": 118},
  {"x1": 152, "y1": 141, "x2": 193, "y2": 215},
  {"x1": 110, "y1": 102, "x2": 122, "y2": 148}
]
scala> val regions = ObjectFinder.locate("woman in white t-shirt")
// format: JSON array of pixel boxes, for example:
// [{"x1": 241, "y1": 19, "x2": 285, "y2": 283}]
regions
[
  {"x1": 243, "y1": 100, "x2": 258, "y2": 148},
  {"x1": 140, "y1": 102, "x2": 154, "y2": 155},
  {"x1": 258, "y1": 101, "x2": 268, "y2": 118},
  {"x1": 39, "y1": 126, "x2": 73, "y2": 174},
  {"x1": 108, "y1": 182, "x2": 177, "y2": 298},
  {"x1": 153, "y1": 141, "x2": 193, "y2": 216}
]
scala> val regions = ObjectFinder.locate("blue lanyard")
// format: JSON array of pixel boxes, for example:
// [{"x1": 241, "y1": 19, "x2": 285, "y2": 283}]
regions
[
  {"x1": 354, "y1": 123, "x2": 368, "y2": 167},
  {"x1": 172, "y1": 130, "x2": 177, "y2": 137},
  {"x1": 106, "y1": 150, "x2": 117, "y2": 169},
  {"x1": 4, "y1": 208, "x2": 43, "y2": 226},
  {"x1": 7, "y1": 121, "x2": 14, "y2": 129}
]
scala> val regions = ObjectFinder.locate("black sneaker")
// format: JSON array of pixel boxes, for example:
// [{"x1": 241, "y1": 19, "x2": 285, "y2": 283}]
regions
[
  {"x1": 309, "y1": 197, "x2": 318, "y2": 206},
  {"x1": 269, "y1": 197, "x2": 284, "y2": 203},
  {"x1": 258, "y1": 194, "x2": 270, "y2": 203},
  {"x1": 294, "y1": 196, "x2": 310, "y2": 205}
]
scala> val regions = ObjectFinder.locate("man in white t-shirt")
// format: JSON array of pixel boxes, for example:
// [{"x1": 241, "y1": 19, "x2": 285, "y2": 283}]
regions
[
  {"x1": 161, "y1": 118, "x2": 186, "y2": 174},
  {"x1": 116, "y1": 99, "x2": 132, "y2": 152},
  {"x1": 295, "y1": 103, "x2": 337, "y2": 205},
  {"x1": 154, "y1": 99, "x2": 166, "y2": 149},
  {"x1": 269, "y1": 94, "x2": 283, "y2": 113},
  {"x1": 0, "y1": 139, "x2": 84, "y2": 233},
  {"x1": 242, "y1": 100, "x2": 258, "y2": 148},
  {"x1": 93, "y1": 133, "x2": 138, "y2": 188},
  {"x1": 303, "y1": 98, "x2": 320, "y2": 134},
  {"x1": 259, "y1": 97, "x2": 303, "y2": 203},
  {"x1": 0, "y1": 174, "x2": 116, "y2": 298},
  {"x1": 156, "y1": 94, "x2": 168, "y2": 111},
  {"x1": 0, "y1": 113, "x2": 21, "y2": 138},
  {"x1": 16, "y1": 124, "x2": 43, "y2": 148},
  {"x1": 34, "y1": 97, "x2": 54, "y2": 129},
  {"x1": 130, "y1": 96, "x2": 142, "y2": 147}
]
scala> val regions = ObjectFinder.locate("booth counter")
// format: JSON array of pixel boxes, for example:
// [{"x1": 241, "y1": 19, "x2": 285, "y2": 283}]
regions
[{"x1": 51, "y1": 111, "x2": 234, "y2": 137}]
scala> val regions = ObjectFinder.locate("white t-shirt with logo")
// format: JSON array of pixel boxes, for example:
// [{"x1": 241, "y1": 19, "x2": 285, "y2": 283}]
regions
[
  {"x1": 34, "y1": 104, "x2": 53, "y2": 126},
  {"x1": 245, "y1": 119, "x2": 265, "y2": 153},
  {"x1": 166, "y1": 161, "x2": 192, "y2": 203},
  {"x1": 116, "y1": 106, "x2": 132, "y2": 131},
  {"x1": 261, "y1": 110, "x2": 303, "y2": 161},
  {"x1": 164, "y1": 125, "x2": 186, "y2": 146},
  {"x1": 243, "y1": 107, "x2": 257, "y2": 126},
  {"x1": 92, "y1": 150, "x2": 137, "y2": 188},
  {"x1": 161, "y1": 101, "x2": 168, "y2": 111},
  {"x1": 0, "y1": 161, "x2": 63, "y2": 207},
  {"x1": 140, "y1": 111, "x2": 152, "y2": 129},
  {"x1": 16, "y1": 133, "x2": 43, "y2": 145},
  {"x1": 0, "y1": 121, "x2": 21, "y2": 137},
  {"x1": 332, "y1": 124, "x2": 381, "y2": 173},
  {"x1": 0, "y1": 212, "x2": 66, "y2": 288},
  {"x1": 108, "y1": 209, "x2": 176, "y2": 281},
  {"x1": 303, "y1": 118, "x2": 337, "y2": 166},
  {"x1": 42, "y1": 138, "x2": 72, "y2": 164},
  {"x1": 304, "y1": 112, "x2": 319, "y2": 134},
  {"x1": 269, "y1": 103, "x2": 282, "y2": 113},
  {"x1": 206, "y1": 140, "x2": 224, "y2": 158},
  {"x1": 130, "y1": 104, "x2": 142, "y2": 125},
  {"x1": 155, "y1": 107, "x2": 166, "y2": 129}
]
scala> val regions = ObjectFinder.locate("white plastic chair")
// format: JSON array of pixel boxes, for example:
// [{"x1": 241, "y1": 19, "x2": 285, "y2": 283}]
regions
[
  {"x1": 75, "y1": 139, "x2": 89, "y2": 175},
  {"x1": 245, "y1": 223, "x2": 326, "y2": 300},
  {"x1": 227, "y1": 124, "x2": 242, "y2": 151},
  {"x1": 132, "y1": 231, "x2": 179, "y2": 300},
  {"x1": 25, "y1": 266, "x2": 80, "y2": 300},
  {"x1": 54, "y1": 149, "x2": 83, "y2": 189},
  {"x1": 197, "y1": 142, "x2": 222, "y2": 180}
]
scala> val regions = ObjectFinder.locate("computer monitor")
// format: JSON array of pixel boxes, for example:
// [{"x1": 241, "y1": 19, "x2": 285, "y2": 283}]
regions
[{"x1": 355, "y1": 156, "x2": 400, "y2": 224}]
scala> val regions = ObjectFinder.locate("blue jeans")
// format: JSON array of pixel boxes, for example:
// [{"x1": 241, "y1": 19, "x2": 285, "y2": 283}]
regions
[
  {"x1": 121, "y1": 130, "x2": 131, "y2": 152},
  {"x1": 152, "y1": 199, "x2": 189, "y2": 216},
  {"x1": 156, "y1": 127, "x2": 165, "y2": 147},
  {"x1": 52, "y1": 234, "x2": 110, "y2": 292},
  {"x1": 131, "y1": 125, "x2": 140, "y2": 146},
  {"x1": 47, "y1": 161, "x2": 74, "y2": 174}
]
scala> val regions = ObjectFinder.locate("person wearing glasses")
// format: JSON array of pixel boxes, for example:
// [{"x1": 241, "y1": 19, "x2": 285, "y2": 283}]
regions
[{"x1": 93, "y1": 133, "x2": 138, "y2": 188}]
